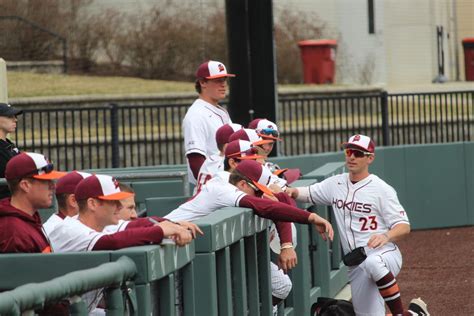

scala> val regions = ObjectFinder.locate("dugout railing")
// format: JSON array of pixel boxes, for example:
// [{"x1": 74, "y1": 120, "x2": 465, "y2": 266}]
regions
[{"x1": 9, "y1": 90, "x2": 474, "y2": 170}]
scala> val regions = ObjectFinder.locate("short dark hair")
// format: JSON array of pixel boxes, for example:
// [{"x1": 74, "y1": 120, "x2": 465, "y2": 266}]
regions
[
  {"x1": 195, "y1": 79, "x2": 202, "y2": 93},
  {"x1": 6, "y1": 179, "x2": 20, "y2": 194},
  {"x1": 224, "y1": 157, "x2": 240, "y2": 172},
  {"x1": 229, "y1": 169, "x2": 250, "y2": 186},
  {"x1": 77, "y1": 198, "x2": 89, "y2": 213},
  {"x1": 56, "y1": 193, "x2": 69, "y2": 211}
]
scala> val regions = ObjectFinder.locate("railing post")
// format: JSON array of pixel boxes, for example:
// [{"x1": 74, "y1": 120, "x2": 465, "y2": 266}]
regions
[
  {"x1": 110, "y1": 103, "x2": 120, "y2": 168},
  {"x1": 380, "y1": 91, "x2": 390, "y2": 146}
]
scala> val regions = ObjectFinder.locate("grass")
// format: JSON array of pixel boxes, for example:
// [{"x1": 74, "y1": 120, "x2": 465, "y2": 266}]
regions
[{"x1": 7, "y1": 72, "x2": 195, "y2": 98}]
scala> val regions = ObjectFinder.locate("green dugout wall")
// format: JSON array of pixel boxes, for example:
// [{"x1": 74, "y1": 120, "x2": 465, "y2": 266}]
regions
[{"x1": 271, "y1": 141, "x2": 474, "y2": 228}]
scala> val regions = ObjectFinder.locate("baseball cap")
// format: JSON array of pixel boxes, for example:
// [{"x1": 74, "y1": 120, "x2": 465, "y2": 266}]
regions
[
  {"x1": 55, "y1": 171, "x2": 92, "y2": 195},
  {"x1": 273, "y1": 168, "x2": 301, "y2": 184},
  {"x1": 0, "y1": 103, "x2": 23, "y2": 117},
  {"x1": 225, "y1": 140, "x2": 264, "y2": 160},
  {"x1": 248, "y1": 118, "x2": 281, "y2": 140},
  {"x1": 215, "y1": 123, "x2": 243, "y2": 147},
  {"x1": 235, "y1": 159, "x2": 273, "y2": 196},
  {"x1": 75, "y1": 174, "x2": 134, "y2": 201},
  {"x1": 196, "y1": 60, "x2": 235, "y2": 80},
  {"x1": 5, "y1": 152, "x2": 66, "y2": 180},
  {"x1": 228, "y1": 128, "x2": 273, "y2": 146},
  {"x1": 341, "y1": 134, "x2": 375, "y2": 153}
]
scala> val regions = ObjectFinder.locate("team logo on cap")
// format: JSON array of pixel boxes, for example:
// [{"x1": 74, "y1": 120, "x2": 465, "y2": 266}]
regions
[
  {"x1": 113, "y1": 177, "x2": 120, "y2": 189},
  {"x1": 353, "y1": 135, "x2": 361, "y2": 141},
  {"x1": 218, "y1": 64, "x2": 225, "y2": 72}
]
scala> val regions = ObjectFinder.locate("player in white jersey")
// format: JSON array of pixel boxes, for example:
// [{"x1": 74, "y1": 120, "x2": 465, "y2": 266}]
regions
[
  {"x1": 165, "y1": 159, "x2": 334, "y2": 312},
  {"x1": 43, "y1": 171, "x2": 91, "y2": 236},
  {"x1": 50, "y1": 174, "x2": 199, "y2": 313},
  {"x1": 286, "y1": 134, "x2": 429, "y2": 316},
  {"x1": 194, "y1": 123, "x2": 242, "y2": 194},
  {"x1": 183, "y1": 60, "x2": 235, "y2": 184}
]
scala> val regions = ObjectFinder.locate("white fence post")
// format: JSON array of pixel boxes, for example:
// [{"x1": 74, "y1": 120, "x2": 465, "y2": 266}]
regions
[{"x1": 0, "y1": 58, "x2": 8, "y2": 103}]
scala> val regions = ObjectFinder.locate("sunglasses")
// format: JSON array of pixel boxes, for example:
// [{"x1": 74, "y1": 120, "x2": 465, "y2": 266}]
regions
[
  {"x1": 259, "y1": 128, "x2": 279, "y2": 138},
  {"x1": 246, "y1": 181, "x2": 264, "y2": 197},
  {"x1": 37, "y1": 162, "x2": 55, "y2": 175},
  {"x1": 344, "y1": 148, "x2": 373, "y2": 158}
]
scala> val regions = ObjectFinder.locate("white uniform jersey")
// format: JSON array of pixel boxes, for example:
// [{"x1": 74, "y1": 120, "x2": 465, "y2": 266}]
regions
[
  {"x1": 215, "y1": 170, "x2": 230, "y2": 182},
  {"x1": 103, "y1": 220, "x2": 130, "y2": 234},
  {"x1": 164, "y1": 176, "x2": 245, "y2": 222},
  {"x1": 49, "y1": 216, "x2": 108, "y2": 252},
  {"x1": 48, "y1": 216, "x2": 109, "y2": 312},
  {"x1": 306, "y1": 173, "x2": 409, "y2": 255},
  {"x1": 183, "y1": 98, "x2": 232, "y2": 184},
  {"x1": 193, "y1": 154, "x2": 224, "y2": 194},
  {"x1": 42, "y1": 213, "x2": 64, "y2": 236}
]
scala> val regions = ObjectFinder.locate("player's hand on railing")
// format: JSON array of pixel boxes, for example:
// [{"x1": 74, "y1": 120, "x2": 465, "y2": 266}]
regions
[
  {"x1": 158, "y1": 221, "x2": 193, "y2": 246},
  {"x1": 177, "y1": 221, "x2": 204, "y2": 239},
  {"x1": 278, "y1": 244, "x2": 297, "y2": 274},
  {"x1": 308, "y1": 213, "x2": 334, "y2": 241}
]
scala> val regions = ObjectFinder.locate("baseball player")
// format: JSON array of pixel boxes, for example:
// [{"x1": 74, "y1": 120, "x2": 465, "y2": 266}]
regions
[
  {"x1": 286, "y1": 134, "x2": 429, "y2": 316},
  {"x1": 194, "y1": 123, "x2": 242, "y2": 194},
  {"x1": 164, "y1": 159, "x2": 334, "y2": 312},
  {"x1": 183, "y1": 60, "x2": 235, "y2": 184},
  {"x1": 49, "y1": 174, "x2": 200, "y2": 313},
  {"x1": 43, "y1": 170, "x2": 91, "y2": 236}
]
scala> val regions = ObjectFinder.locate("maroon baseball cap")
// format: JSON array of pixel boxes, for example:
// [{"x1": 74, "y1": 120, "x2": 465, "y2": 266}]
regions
[
  {"x1": 75, "y1": 174, "x2": 134, "y2": 201},
  {"x1": 228, "y1": 128, "x2": 273, "y2": 146},
  {"x1": 341, "y1": 134, "x2": 375, "y2": 153},
  {"x1": 55, "y1": 171, "x2": 92, "y2": 195},
  {"x1": 274, "y1": 168, "x2": 301, "y2": 184},
  {"x1": 216, "y1": 123, "x2": 243, "y2": 148},
  {"x1": 235, "y1": 160, "x2": 273, "y2": 196},
  {"x1": 225, "y1": 140, "x2": 264, "y2": 160},
  {"x1": 5, "y1": 152, "x2": 66, "y2": 181},
  {"x1": 196, "y1": 60, "x2": 235, "y2": 79}
]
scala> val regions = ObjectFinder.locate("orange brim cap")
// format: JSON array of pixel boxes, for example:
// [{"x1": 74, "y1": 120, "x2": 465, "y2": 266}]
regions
[
  {"x1": 238, "y1": 154, "x2": 265, "y2": 160},
  {"x1": 253, "y1": 180, "x2": 274, "y2": 196},
  {"x1": 33, "y1": 171, "x2": 67, "y2": 180},
  {"x1": 98, "y1": 191, "x2": 134, "y2": 201},
  {"x1": 252, "y1": 139, "x2": 274, "y2": 146},
  {"x1": 257, "y1": 133, "x2": 282, "y2": 141},
  {"x1": 206, "y1": 73, "x2": 236, "y2": 79},
  {"x1": 273, "y1": 168, "x2": 288, "y2": 176}
]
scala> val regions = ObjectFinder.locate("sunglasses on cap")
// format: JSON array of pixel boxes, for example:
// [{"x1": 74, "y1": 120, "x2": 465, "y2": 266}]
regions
[
  {"x1": 344, "y1": 148, "x2": 373, "y2": 158},
  {"x1": 259, "y1": 128, "x2": 279, "y2": 138}
]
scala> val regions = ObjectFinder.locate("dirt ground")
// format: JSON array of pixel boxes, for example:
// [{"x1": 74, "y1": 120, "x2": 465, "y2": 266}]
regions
[{"x1": 396, "y1": 226, "x2": 474, "y2": 315}]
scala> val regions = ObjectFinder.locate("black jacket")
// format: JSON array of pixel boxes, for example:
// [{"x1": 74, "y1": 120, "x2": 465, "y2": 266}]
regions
[{"x1": 0, "y1": 139, "x2": 20, "y2": 199}]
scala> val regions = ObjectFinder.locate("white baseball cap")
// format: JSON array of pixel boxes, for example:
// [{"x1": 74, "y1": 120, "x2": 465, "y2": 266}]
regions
[
  {"x1": 195, "y1": 60, "x2": 235, "y2": 79},
  {"x1": 341, "y1": 134, "x2": 375, "y2": 153},
  {"x1": 75, "y1": 174, "x2": 134, "y2": 201}
]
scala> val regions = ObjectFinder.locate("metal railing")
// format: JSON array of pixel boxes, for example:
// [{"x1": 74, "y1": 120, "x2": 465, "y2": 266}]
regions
[{"x1": 12, "y1": 90, "x2": 474, "y2": 170}]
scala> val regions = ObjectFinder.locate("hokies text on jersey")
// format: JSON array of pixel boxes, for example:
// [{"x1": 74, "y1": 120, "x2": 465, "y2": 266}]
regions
[{"x1": 332, "y1": 198, "x2": 372, "y2": 213}]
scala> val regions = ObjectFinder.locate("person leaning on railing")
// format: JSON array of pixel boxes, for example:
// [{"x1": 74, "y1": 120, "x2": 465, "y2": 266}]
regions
[
  {"x1": 48, "y1": 174, "x2": 203, "y2": 314},
  {"x1": 0, "y1": 103, "x2": 23, "y2": 199}
]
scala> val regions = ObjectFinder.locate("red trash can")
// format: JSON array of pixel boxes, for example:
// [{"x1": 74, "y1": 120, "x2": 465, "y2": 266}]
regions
[
  {"x1": 462, "y1": 38, "x2": 474, "y2": 81},
  {"x1": 298, "y1": 39, "x2": 337, "y2": 84}
]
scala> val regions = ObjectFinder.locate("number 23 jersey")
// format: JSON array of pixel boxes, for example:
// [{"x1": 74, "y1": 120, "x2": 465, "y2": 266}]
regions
[{"x1": 307, "y1": 173, "x2": 409, "y2": 254}]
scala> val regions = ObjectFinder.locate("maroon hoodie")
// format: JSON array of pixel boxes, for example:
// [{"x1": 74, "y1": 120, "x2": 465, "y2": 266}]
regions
[{"x1": 0, "y1": 198, "x2": 51, "y2": 253}]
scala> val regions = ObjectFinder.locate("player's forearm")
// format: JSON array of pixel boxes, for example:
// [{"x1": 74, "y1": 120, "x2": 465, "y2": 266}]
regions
[
  {"x1": 386, "y1": 223, "x2": 410, "y2": 242},
  {"x1": 125, "y1": 217, "x2": 166, "y2": 229},
  {"x1": 239, "y1": 195, "x2": 311, "y2": 223},
  {"x1": 187, "y1": 153, "x2": 206, "y2": 179},
  {"x1": 287, "y1": 187, "x2": 311, "y2": 202},
  {"x1": 274, "y1": 221, "x2": 293, "y2": 244},
  {"x1": 93, "y1": 226, "x2": 164, "y2": 250}
]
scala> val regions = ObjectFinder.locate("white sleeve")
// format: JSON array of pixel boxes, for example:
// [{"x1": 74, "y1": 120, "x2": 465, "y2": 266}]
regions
[
  {"x1": 216, "y1": 183, "x2": 246, "y2": 208},
  {"x1": 184, "y1": 114, "x2": 208, "y2": 156},
  {"x1": 307, "y1": 178, "x2": 335, "y2": 206},
  {"x1": 50, "y1": 221, "x2": 106, "y2": 252},
  {"x1": 380, "y1": 184, "x2": 410, "y2": 228}
]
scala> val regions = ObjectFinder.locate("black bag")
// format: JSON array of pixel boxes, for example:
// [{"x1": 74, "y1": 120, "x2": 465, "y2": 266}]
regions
[
  {"x1": 312, "y1": 297, "x2": 355, "y2": 316},
  {"x1": 342, "y1": 246, "x2": 367, "y2": 266}
]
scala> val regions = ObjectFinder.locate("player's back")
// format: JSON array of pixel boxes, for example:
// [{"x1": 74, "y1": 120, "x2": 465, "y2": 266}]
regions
[{"x1": 164, "y1": 176, "x2": 245, "y2": 222}]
